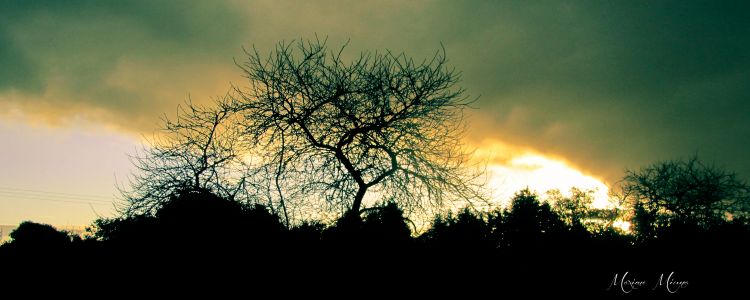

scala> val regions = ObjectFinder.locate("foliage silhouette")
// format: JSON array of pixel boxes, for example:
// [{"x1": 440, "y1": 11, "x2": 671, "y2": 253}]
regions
[
  {"x1": 0, "y1": 221, "x2": 76, "y2": 256},
  {"x1": 502, "y1": 189, "x2": 569, "y2": 249},
  {"x1": 93, "y1": 187, "x2": 285, "y2": 262},
  {"x1": 322, "y1": 201, "x2": 411, "y2": 250},
  {"x1": 420, "y1": 207, "x2": 493, "y2": 251},
  {"x1": 619, "y1": 156, "x2": 750, "y2": 242},
  {"x1": 1, "y1": 182, "x2": 749, "y2": 296},
  {"x1": 361, "y1": 202, "x2": 412, "y2": 244}
]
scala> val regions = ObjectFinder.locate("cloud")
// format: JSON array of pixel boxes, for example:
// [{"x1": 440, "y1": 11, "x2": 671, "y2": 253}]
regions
[
  {"x1": 0, "y1": 0, "x2": 247, "y2": 130},
  {"x1": 1, "y1": 0, "x2": 748, "y2": 182},
  {"x1": 430, "y1": 1, "x2": 750, "y2": 181},
  {"x1": 0, "y1": 32, "x2": 42, "y2": 92}
]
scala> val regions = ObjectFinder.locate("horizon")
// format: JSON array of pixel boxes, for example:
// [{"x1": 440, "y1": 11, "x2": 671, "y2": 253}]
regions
[
  {"x1": 2, "y1": 3, "x2": 749, "y2": 296},
  {"x1": 2, "y1": 1, "x2": 749, "y2": 228}
]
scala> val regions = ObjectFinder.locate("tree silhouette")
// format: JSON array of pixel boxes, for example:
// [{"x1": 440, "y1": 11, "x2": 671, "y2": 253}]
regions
[
  {"x1": 421, "y1": 208, "x2": 492, "y2": 251},
  {"x1": 361, "y1": 202, "x2": 412, "y2": 244},
  {"x1": 502, "y1": 189, "x2": 566, "y2": 249},
  {"x1": 122, "y1": 99, "x2": 258, "y2": 216},
  {"x1": 620, "y1": 156, "x2": 750, "y2": 238},
  {"x1": 121, "y1": 39, "x2": 484, "y2": 224},
  {"x1": 547, "y1": 188, "x2": 593, "y2": 228},
  {"x1": 4, "y1": 221, "x2": 73, "y2": 248},
  {"x1": 0, "y1": 221, "x2": 80, "y2": 261},
  {"x1": 322, "y1": 201, "x2": 412, "y2": 247},
  {"x1": 95, "y1": 188, "x2": 285, "y2": 255},
  {"x1": 228, "y1": 38, "x2": 484, "y2": 220}
]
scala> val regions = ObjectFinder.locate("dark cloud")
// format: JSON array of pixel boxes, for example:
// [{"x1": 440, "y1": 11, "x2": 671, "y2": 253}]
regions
[
  {"x1": 1, "y1": 0, "x2": 748, "y2": 181},
  {"x1": 0, "y1": 0, "x2": 248, "y2": 129},
  {"x1": 0, "y1": 32, "x2": 41, "y2": 92},
  {"x1": 422, "y1": 1, "x2": 750, "y2": 181}
]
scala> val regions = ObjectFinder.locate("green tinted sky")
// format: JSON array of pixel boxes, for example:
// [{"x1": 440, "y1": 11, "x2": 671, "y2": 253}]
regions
[{"x1": 1, "y1": 0, "x2": 748, "y2": 225}]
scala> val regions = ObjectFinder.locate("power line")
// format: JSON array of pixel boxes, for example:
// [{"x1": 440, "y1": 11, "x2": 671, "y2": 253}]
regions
[
  {"x1": 0, "y1": 192, "x2": 114, "y2": 205},
  {"x1": 0, "y1": 191, "x2": 115, "y2": 204},
  {"x1": 0, "y1": 186, "x2": 115, "y2": 202},
  {"x1": 0, "y1": 190, "x2": 116, "y2": 205}
]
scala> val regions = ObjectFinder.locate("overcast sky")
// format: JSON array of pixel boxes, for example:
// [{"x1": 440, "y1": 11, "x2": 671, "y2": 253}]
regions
[{"x1": 1, "y1": 0, "x2": 748, "y2": 224}]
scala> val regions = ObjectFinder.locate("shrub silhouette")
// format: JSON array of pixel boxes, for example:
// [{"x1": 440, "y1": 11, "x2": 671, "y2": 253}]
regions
[
  {"x1": 621, "y1": 157, "x2": 750, "y2": 240},
  {"x1": 156, "y1": 188, "x2": 284, "y2": 245},
  {"x1": 3, "y1": 184, "x2": 749, "y2": 296},
  {"x1": 323, "y1": 201, "x2": 412, "y2": 248},
  {"x1": 288, "y1": 221, "x2": 325, "y2": 243},
  {"x1": 94, "y1": 188, "x2": 285, "y2": 259},
  {"x1": 0, "y1": 221, "x2": 73, "y2": 253},
  {"x1": 502, "y1": 189, "x2": 567, "y2": 250},
  {"x1": 92, "y1": 214, "x2": 158, "y2": 245},
  {"x1": 421, "y1": 208, "x2": 492, "y2": 251},
  {"x1": 361, "y1": 202, "x2": 412, "y2": 244},
  {"x1": 0, "y1": 221, "x2": 83, "y2": 267}
]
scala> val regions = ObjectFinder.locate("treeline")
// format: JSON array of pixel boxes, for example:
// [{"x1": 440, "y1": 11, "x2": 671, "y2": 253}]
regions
[
  {"x1": 1, "y1": 184, "x2": 748, "y2": 296},
  {"x1": 3, "y1": 39, "x2": 747, "y2": 295}
]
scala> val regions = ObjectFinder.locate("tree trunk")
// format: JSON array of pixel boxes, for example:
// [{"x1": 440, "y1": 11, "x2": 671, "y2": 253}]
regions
[{"x1": 351, "y1": 186, "x2": 368, "y2": 215}]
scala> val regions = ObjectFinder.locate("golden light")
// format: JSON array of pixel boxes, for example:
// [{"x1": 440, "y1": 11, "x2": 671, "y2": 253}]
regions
[
  {"x1": 613, "y1": 220, "x2": 632, "y2": 232},
  {"x1": 476, "y1": 140, "x2": 611, "y2": 208}
]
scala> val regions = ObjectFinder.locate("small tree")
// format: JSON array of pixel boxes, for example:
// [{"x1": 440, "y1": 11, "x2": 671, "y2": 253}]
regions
[
  {"x1": 121, "y1": 98, "x2": 274, "y2": 217},
  {"x1": 547, "y1": 188, "x2": 593, "y2": 228},
  {"x1": 620, "y1": 156, "x2": 750, "y2": 234},
  {"x1": 7, "y1": 222, "x2": 73, "y2": 247},
  {"x1": 0, "y1": 222, "x2": 76, "y2": 257},
  {"x1": 229, "y1": 38, "x2": 484, "y2": 219},
  {"x1": 547, "y1": 188, "x2": 623, "y2": 234},
  {"x1": 502, "y1": 189, "x2": 566, "y2": 249}
]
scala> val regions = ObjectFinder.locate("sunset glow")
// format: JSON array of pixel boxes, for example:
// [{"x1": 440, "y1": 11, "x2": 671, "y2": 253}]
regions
[
  {"x1": 473, "y1": 140, "x2": 612, "y2": 209},
  {"x1": 1, "y1": 2, "x2": 745, "y2": 294},
  {"x1": 488, "y1": 154, "x2": 611, "y2": 208}
]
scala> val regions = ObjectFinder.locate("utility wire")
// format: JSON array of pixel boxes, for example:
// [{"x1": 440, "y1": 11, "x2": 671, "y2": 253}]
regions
[
  {"x1": 0, "y1": 192, "x2": 115, "y2": 204},
  {"x1": 0, "y1": 191, "x2": 114, "y2": 204},
  {"x1": 0, "y1": 192, "x2": 114, "y2": 206},
  {"x1": 0, "y1": 186, "x2": 115, "y2": 202}
]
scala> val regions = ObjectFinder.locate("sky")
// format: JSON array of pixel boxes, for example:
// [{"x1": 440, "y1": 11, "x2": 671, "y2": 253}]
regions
[{"x1": 1, "y1": 0, "x2": 748, "y2": 226}]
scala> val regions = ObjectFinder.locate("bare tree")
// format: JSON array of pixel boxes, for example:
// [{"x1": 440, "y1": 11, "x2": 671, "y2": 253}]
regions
[
  {"x1": 229, "y1": 38, "x2": 484, "y2": 219},
  {"x1": 120, "y1": 96, "x2": 265, "y2": 216},
  {"x1": 619, "y1": 156, "x2": 750, "y2": 229}
]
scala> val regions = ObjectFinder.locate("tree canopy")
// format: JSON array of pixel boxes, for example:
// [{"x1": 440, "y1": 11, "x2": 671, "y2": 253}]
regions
[
  {"x1": 122, "y1": 39, "x2": 485, "y2": 224},
  {"x1": 619, "y1": 156, "x2": 750, "y2": 238}
]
